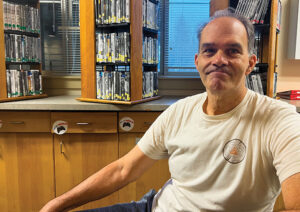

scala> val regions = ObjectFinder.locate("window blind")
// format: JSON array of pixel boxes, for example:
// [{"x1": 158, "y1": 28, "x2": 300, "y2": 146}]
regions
[
  {"x1": 40, "y1": 0, "x2": 80, "y2": 75},
  {"x1": 162, "y1": 0, "x2": 209, "y2": 75}
]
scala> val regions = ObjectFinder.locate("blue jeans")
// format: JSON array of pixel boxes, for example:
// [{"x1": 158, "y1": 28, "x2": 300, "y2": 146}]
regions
[{"x1": 77, "y1": 189, "x2": 156, "y2": 212}]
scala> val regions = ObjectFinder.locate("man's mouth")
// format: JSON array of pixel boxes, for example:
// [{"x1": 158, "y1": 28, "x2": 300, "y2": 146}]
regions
[{"x1": 206, "y1": 69, "x2": 229, "y2": 75}]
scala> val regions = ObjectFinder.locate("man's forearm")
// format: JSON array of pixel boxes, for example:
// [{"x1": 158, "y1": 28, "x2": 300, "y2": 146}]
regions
[{"x1": 41, "y1": 159, "x2": 129, "y2": 212}]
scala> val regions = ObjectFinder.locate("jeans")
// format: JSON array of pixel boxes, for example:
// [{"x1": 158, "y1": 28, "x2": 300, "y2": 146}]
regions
[{"x1": 77, "y1": 189, "x2": 156, "y2": 212}]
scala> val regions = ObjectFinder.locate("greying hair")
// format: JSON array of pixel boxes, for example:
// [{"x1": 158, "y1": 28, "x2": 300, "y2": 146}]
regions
[{"x1": 197, "y1": 7, "x2": 255, "y2": 55}]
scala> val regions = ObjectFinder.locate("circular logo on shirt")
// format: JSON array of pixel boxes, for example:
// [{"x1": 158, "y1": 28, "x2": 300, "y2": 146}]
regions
[{"x1": 223, "y1": 139, "x2": 246, "y2": 164}]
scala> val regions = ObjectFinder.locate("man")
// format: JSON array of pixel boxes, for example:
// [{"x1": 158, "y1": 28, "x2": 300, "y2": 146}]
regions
[{"x1": 41, "y1": 8, "x2": 300, "y2": 212}]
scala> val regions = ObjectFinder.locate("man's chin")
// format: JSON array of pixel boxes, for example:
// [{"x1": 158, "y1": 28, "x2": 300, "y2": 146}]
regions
[{"x1": 207, "y1": 82, "x2": 227, "y2": 92}]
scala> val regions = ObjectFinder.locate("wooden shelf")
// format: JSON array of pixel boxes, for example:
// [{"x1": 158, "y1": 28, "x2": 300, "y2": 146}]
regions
[
  {"x1": 6, "y1": 61, "x2": 41, "y2": 65},
  {"x1": 149, "y1": 0, "x2": 159, "y2": 4},
  {"x1": 255, "y1": 63, "x2": 268, "y2": 68},
  {"x1": 4, "y1": 30, "x2": 40, "y2": 37},
  {"x1": 80, "y1": 0, "x2": 159, "y2": 105},
  {"x1": 76, "y1": 96, "x2": 161, "y2": 105},
  {"x1": 96, "y1": 62, "x2": 130, "y2": 66},
  {"x1": 96, "y1": 23, "x2": 130, "y2": 29},
  {"x1": 143, "y1": 27, "x2": 158, "y2": 34},
  {"x1": 0, "y1": 94, "x2": 48, "y2": 103},
  {"x1": 143, "y1": 63, "x2": 158, "y2": 67}
]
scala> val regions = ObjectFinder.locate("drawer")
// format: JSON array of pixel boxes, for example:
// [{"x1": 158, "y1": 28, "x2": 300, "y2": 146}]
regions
[
  {"x1": 0, "y1": 111, "x2": 51, "y2": 132},
  {"x1": 119, "y1": 112, "x2": 161, "y2": 133},
  {"x1": 51, "y1": 112, "x2": 117, "y2": 133}
]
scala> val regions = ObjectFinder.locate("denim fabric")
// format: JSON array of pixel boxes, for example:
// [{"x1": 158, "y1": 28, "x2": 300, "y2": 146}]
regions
[{"x1": 77, "y1": 189, "x2": 156, "y2": 212}]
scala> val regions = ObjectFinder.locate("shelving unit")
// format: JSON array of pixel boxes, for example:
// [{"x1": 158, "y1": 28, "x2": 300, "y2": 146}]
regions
[
  {"x1": 0, "y1": 0, "x2": 47, "y2": 103},
  {"x1": 78, "y1": 0, "x2": 160, "y2": 105},
  {"x1": 210, "y1": 0, "x2": 279, "y2": 97}
]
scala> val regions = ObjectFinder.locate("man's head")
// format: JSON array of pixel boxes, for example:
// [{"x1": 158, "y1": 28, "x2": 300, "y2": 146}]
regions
[
  {"x1": 198, "y1": 8, "x2": 255, "y2": 55},
  {"x1": 194, "y1": 8, "x2": 257, "y2": 95}
]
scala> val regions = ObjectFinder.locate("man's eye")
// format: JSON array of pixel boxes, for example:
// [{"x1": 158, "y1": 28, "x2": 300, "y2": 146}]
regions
[
  {"x1": 227, "y1": 49, "x2": 240, "y2": 55},
  {"x1": 202, "y1": 49, "x2": 216, "y2": 55}
]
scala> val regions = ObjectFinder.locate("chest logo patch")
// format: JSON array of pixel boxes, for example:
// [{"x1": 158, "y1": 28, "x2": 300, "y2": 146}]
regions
[{"x1": 223, "y1": 139, "x2": 246, "y2": 164}]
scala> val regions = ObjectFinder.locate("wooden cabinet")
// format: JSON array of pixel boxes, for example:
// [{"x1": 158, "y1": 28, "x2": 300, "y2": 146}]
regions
[
  {"x1": 0, "y1": 111, "x2": 54, "y2": 211},
  {"x1": 118, "y1": 112, "x2": 170, "y2": 203},
  {"x1": 0, "y1": 0, "x2": 47, "y2": 102},
  {"x1": 51, "y1": 112, "x2": 119, "y2": 211},
  {"x1": 0, "y1": 110, "x2": 170, "y2": 210},
  {"x1": 78, "y1": 0, "x2": 160, "y2": 105}
]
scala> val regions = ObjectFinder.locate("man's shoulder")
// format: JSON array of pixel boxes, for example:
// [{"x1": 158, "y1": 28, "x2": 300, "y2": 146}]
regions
[{"x1": 248, "y1": 90, "x2": 297, "y2": 120}]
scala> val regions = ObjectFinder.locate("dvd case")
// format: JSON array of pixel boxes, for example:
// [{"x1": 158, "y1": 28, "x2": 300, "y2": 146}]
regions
[{"x1": 6, "y1": 68, "x2": 42, "y2": 98}]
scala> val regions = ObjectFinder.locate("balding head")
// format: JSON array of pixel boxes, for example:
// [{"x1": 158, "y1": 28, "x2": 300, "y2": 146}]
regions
[{"x1": 197, "y1": 8, "x2": 255, "y2": 55}]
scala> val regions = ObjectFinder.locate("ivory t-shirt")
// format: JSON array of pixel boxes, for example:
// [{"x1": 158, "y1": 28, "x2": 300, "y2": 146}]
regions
[{"x1": 138, "y1": 90, "x2": 300, "y2": 211}]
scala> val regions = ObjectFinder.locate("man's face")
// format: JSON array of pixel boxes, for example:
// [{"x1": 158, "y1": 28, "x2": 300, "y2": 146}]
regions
[{"x1": 195, "y1": 17, "x2": 256, "y2": 94}]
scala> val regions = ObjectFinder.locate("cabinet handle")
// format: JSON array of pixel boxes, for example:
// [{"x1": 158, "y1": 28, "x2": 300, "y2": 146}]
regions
[
  {"x1": 76, "y1": 122, "x2": 90, "y2": 125},
  {"x1": 144, "y1": 122, "x2": 152, "y2": 126},
  {"x1": 60, "y1": 140, "x2": 64, "y2": 154},
  {"x1": 8, "y1": 121, "x2": 25, "y2": 124}
]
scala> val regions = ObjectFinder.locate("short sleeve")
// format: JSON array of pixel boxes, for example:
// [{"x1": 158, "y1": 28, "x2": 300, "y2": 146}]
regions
[
  {"x1": 269, "y1": 106, "x2": 300, "y2": 183},
  {"x1": 137, "y1": 101, "x2": 179, "y2": 160}
]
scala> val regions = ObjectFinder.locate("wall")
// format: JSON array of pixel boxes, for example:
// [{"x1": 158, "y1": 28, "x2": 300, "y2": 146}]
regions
[{"x1": 277, "y1": 0, "x2": 300, "y2": 92}]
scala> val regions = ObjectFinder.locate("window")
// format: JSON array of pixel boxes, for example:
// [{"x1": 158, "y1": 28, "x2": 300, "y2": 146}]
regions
[
  {"x1": 39, "y1": 0, "x2": 209, "y2": 76},
  {"x1": 160, "y1": 0, "x2": 210, "y2": 76},
  {"x1": 40, "y1": 0, "x2": 80, "y2": 75}
]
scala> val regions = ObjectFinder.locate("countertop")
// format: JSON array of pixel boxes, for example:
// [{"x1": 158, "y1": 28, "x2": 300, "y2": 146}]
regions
[
  {"x1": 0, "y1": 95, "x2": 184, "y2": 111},
  {"x1": 0, "y1": 95, "x2": 299, "y2": 112}
]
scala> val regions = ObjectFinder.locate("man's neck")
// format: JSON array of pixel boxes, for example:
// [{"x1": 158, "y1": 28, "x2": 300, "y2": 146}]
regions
[{"x1": 203, "y1": 87, "x2": 248, "y2": 115}]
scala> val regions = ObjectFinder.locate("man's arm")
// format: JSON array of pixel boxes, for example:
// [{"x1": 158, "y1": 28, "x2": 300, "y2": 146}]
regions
[
  {"x1": 280, "y1": 173, "x2": 300, "y2": 212},
  {"x1": 40, "y1": 145, "x2": 156, "y2": 212}
]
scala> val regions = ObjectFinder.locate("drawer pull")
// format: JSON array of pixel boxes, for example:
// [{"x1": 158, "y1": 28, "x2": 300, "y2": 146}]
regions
[
  {"x1": 60, "y1": 140, "x2": 64, "y2": 154},
  {"x1": 8, "y1": 121, "x2": 25, "y2": 125},
  {"x1": 144, "y1": 122, "x2": 153, "y2": 126},
  {"x1": 76, "y1": 122, "x2": 90, "y2": 125}
]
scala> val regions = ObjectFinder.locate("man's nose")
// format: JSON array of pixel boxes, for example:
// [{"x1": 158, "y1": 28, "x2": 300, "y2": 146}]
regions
[{"x1": 212, "y1": 50, "x2": 228, "y2": 67}]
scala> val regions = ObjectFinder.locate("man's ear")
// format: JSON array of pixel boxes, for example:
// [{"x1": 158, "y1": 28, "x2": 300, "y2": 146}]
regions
[
  {"x1": 195, "y1": 53, "x2": 199, "y2": 67},
  {"x1": 246, "y1": 54, "x2": 257, "y2": 75}
]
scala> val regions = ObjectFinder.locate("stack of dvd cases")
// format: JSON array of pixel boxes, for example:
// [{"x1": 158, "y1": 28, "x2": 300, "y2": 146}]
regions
[
  {"x1": 96, "y1": 32, "x2": 130, "y2": 63},
  {"x1": 143, "y1": 0, "x2": 159, "y2": 30},
  {"x1": 96, "y1": 67, "x2": 130, "y2": 101},
  {"x1": 6, "y1": 69, "x2": 43, "y2": 98},
  {"x1": 245, "y1": 67, "x2": 267, "y2": 95},
  {"x1": 142, "y1": 71, "x2": 158, "y2": 98},
  {"x1": 254, "y1": 31, "x2": 263, "y2": 63},
  {"x1": 143, "y1": 36, "x2": 158, "y2": 64},
  {"x1": 3, "y1": 1, "x2": 40, "y2": 33},
  {"x1": 95, "y1": 0, "x2": 130, "y2": 24},
  {"x1": 92, "y1": 0, "x2": 160, "y2": 104},
  {"x1": 235, "y1": 0, "x2": 270, "y2": 24},
  {"x1": 4, "y1": 34, "x2": 41, "y2": 63}
]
